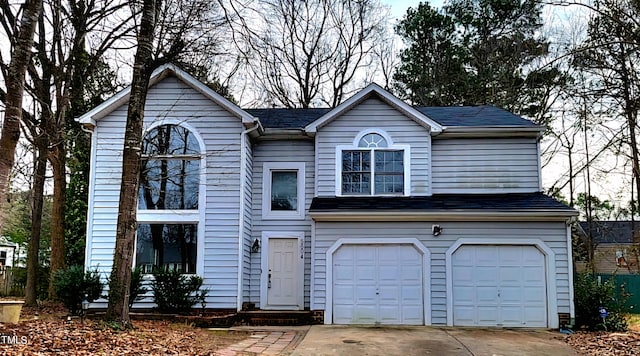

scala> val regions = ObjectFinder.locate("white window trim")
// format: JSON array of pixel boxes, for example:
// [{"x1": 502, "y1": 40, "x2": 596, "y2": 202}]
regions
[
  {"x1": 135, "y1": 121, "x2": 206, "y2": 276},
  {"x1": 262, "y1": 162, "x2": 306, "y2": 220},
  {"x1": 335, "y1": 129, "x2": 411, "y2": 197}
]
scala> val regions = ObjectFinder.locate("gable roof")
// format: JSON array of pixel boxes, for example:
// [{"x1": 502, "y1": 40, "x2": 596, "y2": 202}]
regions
[
  {"x1": 303, "y1": 83, "x2": 444, "y2": 135},
  {"x1": 578, "y1": 221, "x2": 639, "y2": 244},
  {"x1": 76, "y1": 63, "x2": 256, "y2": 127}
]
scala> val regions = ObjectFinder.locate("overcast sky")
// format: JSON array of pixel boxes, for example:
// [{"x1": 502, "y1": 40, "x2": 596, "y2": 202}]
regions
[{"x1": 382, "y1": 0, "x2": 445, "y2": 20}]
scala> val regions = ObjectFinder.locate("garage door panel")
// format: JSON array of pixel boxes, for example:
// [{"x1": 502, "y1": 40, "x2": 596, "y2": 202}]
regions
[
  {"x1": 379, "y1": 266, "x2": 400, "y2": 280},
  {"x1": 333, "y1": 285, "x2": 354, "y2": 302},
  {"x1": 477, "y1": 267, "x2": 499, "y2": 281},
  {"x1": 477, "y1": 286, "x2": 499, "y2": 303},
  {"x1": 334, "y1": 265, "x2": 354, "y2": 281},
  {"x1": 402, "y1": 285, "x2": 422, "y2": 301},
  {"x1": 524, "y1": 308, "x2": 547, "y2": 326},
  {"x1": 452, "y1": 245, "x2": 547, "y2": 327},
  {"x1": 453, "y1": 266, "x2": 473, "y2": 282},
  {"x1": 333, "y1": 244, "x2": 424, "y2": 325},
  {"x1": 453, "y1": 287, "x2": 475, "y2": 303}
]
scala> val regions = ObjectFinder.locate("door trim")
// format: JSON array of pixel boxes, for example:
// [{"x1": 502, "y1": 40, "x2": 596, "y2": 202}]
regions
[
  {"x1": 325, "y1": 238, "x2": 431, "y2": 325},
  {"x1": 260, "y1": 231, "x2": 305, "y2": 310},
  {"x1": 445, "y1": 238, "x2": 557, "y2": 328}
]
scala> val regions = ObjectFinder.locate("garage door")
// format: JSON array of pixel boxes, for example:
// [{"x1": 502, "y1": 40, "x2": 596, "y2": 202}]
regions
[
  {"x1": 332, "y1": 244, "x2": 423, "y2": 325},
  {"x1": 452, "y1": 245, "x2": 547, "y2": 327}
]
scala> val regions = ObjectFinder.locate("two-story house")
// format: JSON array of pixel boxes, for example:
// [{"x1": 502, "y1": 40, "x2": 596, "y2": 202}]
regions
[{"x1": 78, "y1": 64, "x2": 577, "y2": 328}]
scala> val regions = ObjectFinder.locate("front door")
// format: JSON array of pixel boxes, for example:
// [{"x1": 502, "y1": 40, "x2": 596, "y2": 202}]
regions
[{"x1": 262, "y1": 235, "x2": 304, "y2": 310}]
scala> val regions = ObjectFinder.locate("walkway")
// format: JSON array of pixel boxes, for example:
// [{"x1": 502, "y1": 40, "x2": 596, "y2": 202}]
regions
[{"x1": 214, "y1": 326, "x2": 309, "y2": 356}]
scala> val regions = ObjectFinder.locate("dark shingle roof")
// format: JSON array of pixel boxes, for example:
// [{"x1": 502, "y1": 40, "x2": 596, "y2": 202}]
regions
[
  {"x1": 245, "y1": 105, "x2": 536, "y2": 129},
  {"x1": 245, "y1": 108, "x2": 330, "y2": 129},
  {"x1": 310, "y1": 193, "x2": 574, "y2": 212},
  {"x1": 578, "y1": 221, "x2": 638, "y2": 244},
  {"x1": 415, "y1": 106, "x2": 536, "y2": 127}
]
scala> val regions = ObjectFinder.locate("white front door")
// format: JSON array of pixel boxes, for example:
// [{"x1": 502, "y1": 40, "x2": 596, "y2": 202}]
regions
[
  {"x1": 262, "y1": 235, "x2": 304, "y2": 310},
  {"x1": 451, "y1": 245, "x2": 547, "y2": 327},
  {"x1": 332, "y1": 244, "x2": 424, "y2": 325}
]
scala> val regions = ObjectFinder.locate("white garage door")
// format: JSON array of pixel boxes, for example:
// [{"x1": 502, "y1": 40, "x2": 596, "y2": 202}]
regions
[
  {"x1": 452, "y1": 245, "x2": 547, "y2": 327},
  {"x1": 332, "y1": 244, "x2": 423, "y2": 325}
]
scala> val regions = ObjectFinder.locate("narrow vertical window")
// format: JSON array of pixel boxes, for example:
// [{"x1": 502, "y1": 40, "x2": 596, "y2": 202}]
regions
[
  {"x1": 271, "y1": 171, "x2": 298, "y2": 211},
  {"x1": 136, "y1": 124, "x2": 202, "y2": 274},
  {"x1": 262, "y1": 162, "x2": 305, "y2": 219}
]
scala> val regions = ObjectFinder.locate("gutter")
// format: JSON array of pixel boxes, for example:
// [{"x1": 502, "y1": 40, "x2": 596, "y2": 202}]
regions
[
  {"x1": 309, "y1": 209, "x2": 578, "y2": 222},
  {"x1": 435, "y1": 126, "x2": 544, "y2": 138},
  {"x1": 79, "y1": 122, "x2": 96, "y2": 272},
  {"x1": 237, "y1": 120, "x2": 261, "y2": 312}
]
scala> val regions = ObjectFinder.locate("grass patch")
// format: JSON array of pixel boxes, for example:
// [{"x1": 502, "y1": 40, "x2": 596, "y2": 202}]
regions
[{"x1": 627, "y1": 314, "x2": 640, "y2": 331}]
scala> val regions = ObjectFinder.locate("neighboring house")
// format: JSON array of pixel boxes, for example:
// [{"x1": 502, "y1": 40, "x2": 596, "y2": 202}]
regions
[
  {"x1": 0, "y1": 237, "x2": 18, "y2": 268},
  {"x1": 78, "y1": 64, "x2": 577, "y2": 328},
  {"x1": 575, "y1": 221, "x2": 639, "y2": 274}
]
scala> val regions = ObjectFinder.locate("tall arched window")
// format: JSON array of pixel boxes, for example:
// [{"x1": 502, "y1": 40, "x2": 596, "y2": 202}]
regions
[
  {"x1": 338, "y1": 130, "x2": 410, "y2": 196},
  {"x1": 136, "y1": 124, "x2": 202, "y2": 274}
]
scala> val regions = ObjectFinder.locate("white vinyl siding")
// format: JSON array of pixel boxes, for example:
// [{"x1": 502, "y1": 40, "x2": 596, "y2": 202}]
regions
[
  {"x1": 250, "y1": 140, "x2": 314, "y2": 308},
  {"x1": 431, "y1": 138, "x2": 540, "y2": 193},
  {"x1": 315, "y1": 97, "x2": 431, "y2": 196},
  {"x1": 311, "y1": 221, "x2": 570, "y2": 326},
  {"x1": 86, "y1": 76, "x2": 244, "y2": 309}
]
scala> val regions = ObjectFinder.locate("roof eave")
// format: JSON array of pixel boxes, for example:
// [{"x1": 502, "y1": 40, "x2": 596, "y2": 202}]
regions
[
  {"x1": 438, "y1": 126, "x2": 545, "y2": 138},
  {"x1": 257, "y1": 128, "x2": 311, "y2": 141},
  {"x1": 309, "y1": 209, "x2": 577, "y2": 222}
]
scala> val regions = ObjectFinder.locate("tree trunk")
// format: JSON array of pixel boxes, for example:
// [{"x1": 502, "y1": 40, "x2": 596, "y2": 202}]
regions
[
  {"x1": 25, "y1": 140, "x2": 48, "y2": 306},
  {"x1": 48, "y1": 145, "x2": 66, "y2": 299},
  {"x1": 105, "y1": 0, "x2": 160, "y2": 327},
  {"x1": 0, "y1": 0, "x2": 43, "y2": 229}
]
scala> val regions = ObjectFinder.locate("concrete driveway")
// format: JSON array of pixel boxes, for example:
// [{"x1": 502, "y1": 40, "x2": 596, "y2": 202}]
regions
[{"x1": 289, "y1": 325, "x2": 577, "y2": 356}]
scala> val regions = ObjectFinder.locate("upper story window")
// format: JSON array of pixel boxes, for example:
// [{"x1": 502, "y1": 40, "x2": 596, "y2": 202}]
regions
[
  {"x1": 136, "y1": 123, "x2": 203, "y2": 274},
  {"x1": 262, "y1": 162, "x2": 305, "y2": 220},
  {"x1": 139, "y1": 124, "x2": 201, "y2": 210},
  {"x1": 337, "y1": 130, "x2": 410, "y2": 196}
]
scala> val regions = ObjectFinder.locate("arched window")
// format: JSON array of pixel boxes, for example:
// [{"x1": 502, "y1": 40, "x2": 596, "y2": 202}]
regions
[
  {"x1": 139, "y1": 124, "x2": 200, "y2": 210},
  {"x1": 136, "y1": 124, "x2": 202, "y2": 274},
  {"x1": 339, "y1": 130, "x2": 409, "y2": 196}
]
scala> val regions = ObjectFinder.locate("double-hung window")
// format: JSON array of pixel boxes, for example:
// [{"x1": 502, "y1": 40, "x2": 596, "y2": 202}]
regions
[
  {"x1": 338, "y1": 131, "x2": 410, "y2": 196},
  {"x1": 136, "y1": 124, "x2": 202, "y2": 274}
]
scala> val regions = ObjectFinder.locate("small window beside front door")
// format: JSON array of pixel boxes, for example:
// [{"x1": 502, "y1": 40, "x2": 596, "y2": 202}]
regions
[{"x1": 262, "y1": 162, "x2": 305, "y2": 220}]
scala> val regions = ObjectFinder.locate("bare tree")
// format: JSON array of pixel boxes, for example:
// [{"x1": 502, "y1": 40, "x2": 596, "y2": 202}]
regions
[
  {"x1": 105, "y1": 0, "x2": 227, "y2": 326},
  {"x1": 0, "y1": 0, "x2": 43, "y2": 232},
  {"x1": 222, "y1": 0, "x2": 392, "y2": 108},
  {"x1": 106, "y1": 0, "x2": 161, "y2": 327}
]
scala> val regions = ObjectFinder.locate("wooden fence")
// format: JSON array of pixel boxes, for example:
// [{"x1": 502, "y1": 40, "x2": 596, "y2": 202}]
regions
[{"x1": 0, "y1": 267, "x2": 25, "y2": 296}]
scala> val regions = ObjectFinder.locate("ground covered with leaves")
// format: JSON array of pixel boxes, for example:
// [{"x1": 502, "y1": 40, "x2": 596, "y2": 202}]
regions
[
  {"x1": 566, "y1": 331, "x2": 640, "y2": 355},
  {"x1": 0, "y1": 317, "x2": 247, "y2": 355}
]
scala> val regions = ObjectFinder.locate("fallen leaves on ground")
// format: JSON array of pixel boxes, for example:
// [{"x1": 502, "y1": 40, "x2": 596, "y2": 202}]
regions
[
  {"x1": 0, "y1": 318, "x2": 248, "y2": 355},
  {"x1": 566, "y1": 331, "x2": 640, "y2": 355}
]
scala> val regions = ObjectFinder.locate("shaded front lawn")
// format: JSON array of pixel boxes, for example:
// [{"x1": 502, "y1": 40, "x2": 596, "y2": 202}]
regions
[{"x1": 0, "y1": 305, "x2": 248, "y2": 355}]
